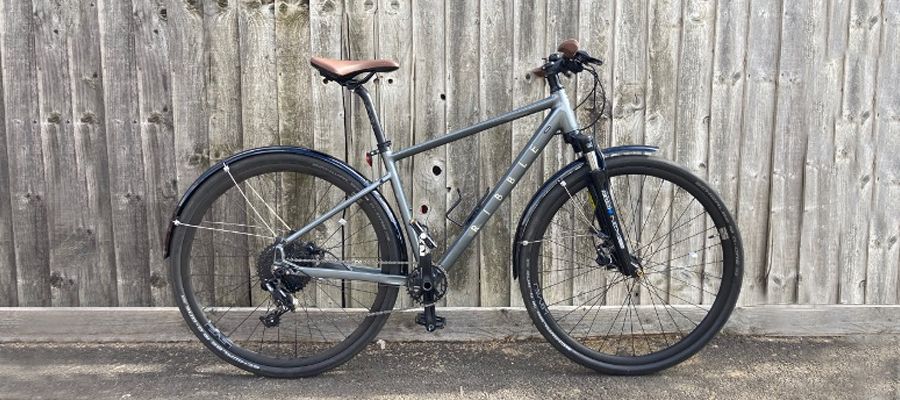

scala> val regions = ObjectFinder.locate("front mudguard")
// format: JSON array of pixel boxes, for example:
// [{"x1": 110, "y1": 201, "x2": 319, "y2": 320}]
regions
[
  {"x1": 511, "y1": 145, "x2": 658, "y2": 279},
  {"x1": 162, "y1": 146, "x2": 407, "y2": 260}
]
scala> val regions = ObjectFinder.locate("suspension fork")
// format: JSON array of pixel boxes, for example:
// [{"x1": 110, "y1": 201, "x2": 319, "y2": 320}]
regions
[{"x1": 565, "y1": 132, "x2": 639, "y2": 277}]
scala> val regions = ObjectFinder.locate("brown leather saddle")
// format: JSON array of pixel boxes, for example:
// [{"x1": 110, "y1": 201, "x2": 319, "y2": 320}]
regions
[{"x1": 310, "y1": 57, "x2": 399, "y2": 82}]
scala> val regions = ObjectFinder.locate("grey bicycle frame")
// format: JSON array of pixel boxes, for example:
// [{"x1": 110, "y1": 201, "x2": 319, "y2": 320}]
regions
[{"x1": 280, "y1": 89, "x2": 581, "y2": 287}]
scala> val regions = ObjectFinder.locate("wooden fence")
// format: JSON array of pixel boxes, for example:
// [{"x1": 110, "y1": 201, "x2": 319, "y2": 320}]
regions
[{"x1": 0, "y1": 0, "x2": 897, "y2": 308}]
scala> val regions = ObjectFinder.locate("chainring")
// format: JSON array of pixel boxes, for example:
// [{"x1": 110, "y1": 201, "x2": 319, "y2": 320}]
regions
[{"x1": 406, "y1": 265, "x2": 448, "y2": 304}]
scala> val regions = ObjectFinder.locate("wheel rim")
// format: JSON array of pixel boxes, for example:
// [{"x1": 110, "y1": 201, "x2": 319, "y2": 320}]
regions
[{"x1": 524, "y1": 163, "x2": 738, "y2": 364}]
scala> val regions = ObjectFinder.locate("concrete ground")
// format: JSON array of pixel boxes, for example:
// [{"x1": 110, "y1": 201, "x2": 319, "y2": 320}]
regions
[{"x1": 1, "y1": 335, "x2": 898, "y2": 400}]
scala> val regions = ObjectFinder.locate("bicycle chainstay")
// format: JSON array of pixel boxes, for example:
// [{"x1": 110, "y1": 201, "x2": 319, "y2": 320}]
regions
[{"x1": 284, "y1": 258, "x2": 437, "y2": 317}]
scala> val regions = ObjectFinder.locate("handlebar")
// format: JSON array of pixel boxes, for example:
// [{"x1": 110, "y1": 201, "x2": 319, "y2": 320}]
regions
[{"x1": 531, "y1": 39, "x2": 603, "y2": 79}]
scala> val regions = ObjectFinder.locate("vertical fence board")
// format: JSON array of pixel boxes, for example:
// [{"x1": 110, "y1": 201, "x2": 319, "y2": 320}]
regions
[
  {"x1": 169, "y1": 0, "x2": 212, "y2": 305},
  {"x1": 571, "y1": 0, "x2": 613, "y2": 308},
  {"x1": 704, "y1": 0, "x2": 748, "y2": 304},
  {"x1": 444, "y1": 1, "x2": 481, "y2": 307},
  {"x1": 310, "y1": 0, "x2": 346, "y2": 308},
  {"x1": 795, "y1": 0, "x2": 847, "y2": 306},
  {"x1": 479, "y1": 0, "x2": 513, "y2": 307},
  {"x1": 866, "y1": 1, "x2": 900, "y2": 304},
  {"x1": 795, "y1": 0, "x2": 843, "y2": 305},
  {"x1": 376, "y1": 0, "x2": 414, "y2": 308},
  {"x1": 69, "y1": 0, "x2": 117, "y2": 306},
  {"x1": 772, "y1": 0, "x2": 825, "y2": 304},
  {"x1": 735, "y1": 0, "x2": 779, "y2": 306},
  {"x1": 201, "y1": 0, "x2": 244, "y2": 306},
  {"x1": 274, "y1": 0, "x2": 313, "y2": 307},
  {"x1": 669, "y1": 0, "x2": 715, "y2": 305},
  {"x1": 276, "y1": 0, "x2": 312, "y2": 148},
  {"x1": 0, "y1": 4, "x2": 17, "y2": 306},
  {"x1": 509, "y1": 0, "x2": 546, "y2": 307},
  {"x1": 33, "y1": 0, "x2": 82, "y2": 306},
  {"x1": 833, "y1": 0, "x2": 881, "y2": 304},
  {"x1": 239, "y1": 0, "x2": 280, "y2": 307},
  {"x1": 2, "y1": 0, "x2": 51, "y2": 307},
  {"x1": 638, "y1": 0, "x2": 681, "y2": 307},
  {"x1": 98, "y1": 0, "x2": 151, "y2": 306},
  {"x1": 345, "y1": 0, "x2": 380, "y2": 306},
  {"x1": 409, "y1": 0, "x2": 446, "y2": 301},
  {"x1": 607, "y1": 0, "x2": 646, "y2": 306},
  {"x1": 133, "y1": 0, "x2": 178, "y2": 306},
  {"x1": 539, "y1": 0, "x2": 578, "y2": 306},
  {"x1": 707, "y1": 0, "x2": 747, "y2": 226}
]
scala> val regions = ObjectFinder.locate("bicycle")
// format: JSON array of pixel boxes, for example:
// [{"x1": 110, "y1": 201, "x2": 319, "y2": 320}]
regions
[{"x1": 165, "y1": 39, "x2": 743, "y2": 378}]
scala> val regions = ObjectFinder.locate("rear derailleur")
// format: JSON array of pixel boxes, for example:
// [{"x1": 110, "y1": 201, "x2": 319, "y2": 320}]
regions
[
  {"x1": 256, "y1": 240, "x2": 324, "y2": 328},
  {"x1": 259, "y1": 280, "x2": 295, "y2": 328}
]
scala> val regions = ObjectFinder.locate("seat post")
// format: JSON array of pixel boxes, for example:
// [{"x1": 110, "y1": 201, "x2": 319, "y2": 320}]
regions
[{"x1": 351, "y1": 85, "x2": 391, "y2": 152}]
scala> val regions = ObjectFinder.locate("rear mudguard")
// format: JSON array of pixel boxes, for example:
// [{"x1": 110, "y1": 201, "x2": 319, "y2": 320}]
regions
[
  {"x1": 511, "y1": 145, "x2": 658, "y2": 279},
  {"x1": 162, "y1": 146, "x2": 407, "y2": 261}
]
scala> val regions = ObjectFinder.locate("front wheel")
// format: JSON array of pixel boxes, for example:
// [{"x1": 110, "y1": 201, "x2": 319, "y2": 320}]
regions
[{"x1": 516, "y1": 155, "x2": 743, "y2": 375}]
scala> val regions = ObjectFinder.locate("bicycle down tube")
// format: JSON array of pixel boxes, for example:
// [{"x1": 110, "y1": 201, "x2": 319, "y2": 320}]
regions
[{"x1": 278, "y1": 90, "x2": 580, "y2": 284}]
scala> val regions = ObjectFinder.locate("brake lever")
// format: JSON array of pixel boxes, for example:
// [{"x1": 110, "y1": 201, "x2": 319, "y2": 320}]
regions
[{"x1": 575, "y1": 50, "x2": 603, "y2": 66}]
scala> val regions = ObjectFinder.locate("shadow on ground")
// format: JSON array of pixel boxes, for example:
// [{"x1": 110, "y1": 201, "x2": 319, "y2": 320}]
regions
[{"x1": 1, "y1": 335, "x2": 898, "y2": 399}]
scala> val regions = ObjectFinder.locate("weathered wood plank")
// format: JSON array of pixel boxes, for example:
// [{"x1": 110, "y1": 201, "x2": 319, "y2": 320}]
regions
[
  {"x1": 669, "y1": 0, "x2": 714, "y2": 306},
  {"x1": 571, "y1": 1, "x2": 614, "y2": 310},
  {"x1": 2, "y1": 0, "x2": 51, "y2": 306},
  {"x1": 0, "y1": 6, "x2": 16, "y2": 307},
  {"x1": 310, "y1": 0, "x2": 346, "y2": 308},
  {"x1": 704, "y1": 0, "x2": 748, "y2": 305},
  {"x1": 638, "y1": 0, "x2": 680, "y2": 307},
  {"x1": 239, "y1": 0, "x2": 279, "y2": 150},
  {"x1": 865, "y1": 0, "x2": 900, "y2": 305},
  {"x1": 796, "y1": 0, "x2": 846, "y2": 306},
  {"x1": 274, "y1": 0, "x2": 314, "y2": 307},
  {"x1": 133, "y1": 0, "x2": 178, "y2": 307},
  {"x1": 3, "y1": 305, "x2": 899, "y2": 343},
  {"x1": 735, "y1": 0, "x2": 778, "y2": 306},
  {"x1": 238, "y1": 0, "x2": 280, "y2": 306},
  {"x1": 478, "y1": 0, "x2": 514, "y2": 307},
  {"x1": 508, "y1": 0, "x2": 546, "y2": 307},
  {"x1": 275, "y1": 0, "x2": 312, "y2": 148},
  {"x1": 375, "y1": 0, "x2": 414, "y2": 308},
  {"x1": 345, "y1": 0, "x2": 380, "y2": 306},
  {"x1": 33, "y1": 0, "x2": 82, "y2": 306},
  {"x1": 773, "y1": 0, "x2": 827, "y2": 305},
  {"x1": 69, "y1": 0, "x2": 118, "y2": 307},
  {"x1": 443, "y1": 0, "x2": 481, "y2": 307},
  {"x1": 540, "y1": 0, "x2": 579, "y2": 307},
  {"x1": 200, "y1": 0, "x2": 245, "y2": 306},
  {"x1": 98, "y1": 0, "x2": 151, "y2": 306},
  {"x1": 833, "y1": 0, "x2": 881, "y2": 304},
  {"x1": 409, "y1": 0, "x2": 446, "y2": 302},
  {"x1": 607, "y1": 0, "x2": 647, "y2": 307},
  {"x1": 168, "y1": 0, "x2": 212, "y2": 305}
]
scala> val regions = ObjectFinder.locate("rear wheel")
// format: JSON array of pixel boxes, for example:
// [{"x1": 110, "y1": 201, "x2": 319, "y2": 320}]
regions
[
  {"x1": 517, "y1": 155, "x2": 742, "y2": 375},
  {"x1": 169, "y1": 151, "x2": 405, "y2": 377}
]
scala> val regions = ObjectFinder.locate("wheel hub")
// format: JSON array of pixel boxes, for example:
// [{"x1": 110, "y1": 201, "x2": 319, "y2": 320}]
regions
[{"x1": 256, "y1": 240, "x2": 324, "y2": 293}]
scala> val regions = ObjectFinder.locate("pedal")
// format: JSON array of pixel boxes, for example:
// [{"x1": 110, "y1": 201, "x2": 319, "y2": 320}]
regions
[{"x1": 415, "y1": 305, "x2": 446, "y2": 332}]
